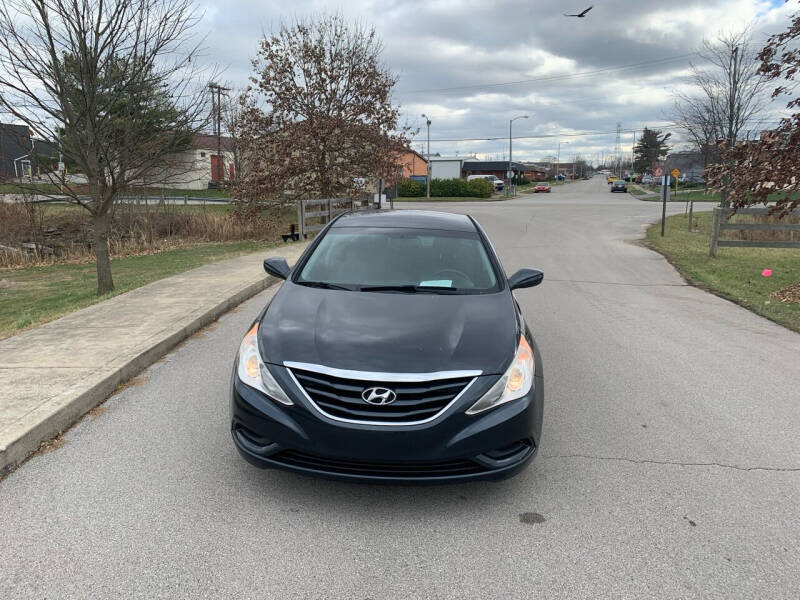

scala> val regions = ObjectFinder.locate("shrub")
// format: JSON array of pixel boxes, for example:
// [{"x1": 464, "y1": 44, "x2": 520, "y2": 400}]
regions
[
  {"x1": 397, "y1": 179, "x2": 425, "y2": 197},
  {"x1": 397, "y1": 177, "x2": 492, "y2": 199},
  {"x1": 465, "y1": 178, "x2": 493, "y2": 198}
]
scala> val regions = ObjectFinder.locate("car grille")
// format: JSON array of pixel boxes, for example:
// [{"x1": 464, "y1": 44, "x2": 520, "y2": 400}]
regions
[
  {"x1": 289, "y1": 368, "x2": 474, "y2": 424},
  {"x1": 270, "y1": 450, "x2": 484, "y2": 477}
]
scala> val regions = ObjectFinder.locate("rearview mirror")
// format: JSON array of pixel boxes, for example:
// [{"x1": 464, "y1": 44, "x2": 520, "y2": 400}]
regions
[
  {"x1": 263, "y1": 257, "x2": 290, "y2": 280},
  {"x1": 508, "y1": 268, "x2": 543, "y2": 290}
]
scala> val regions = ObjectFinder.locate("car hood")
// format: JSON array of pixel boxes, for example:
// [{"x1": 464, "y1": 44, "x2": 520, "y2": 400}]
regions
[{"x1": 259, "y1": 282, "x2": 518, "y2": 374}]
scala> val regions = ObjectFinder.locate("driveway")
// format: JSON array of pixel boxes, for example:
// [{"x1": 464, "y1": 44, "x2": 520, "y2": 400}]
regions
[{"x1": 1, "y1": 179, "x2": 798, "y2": 599}]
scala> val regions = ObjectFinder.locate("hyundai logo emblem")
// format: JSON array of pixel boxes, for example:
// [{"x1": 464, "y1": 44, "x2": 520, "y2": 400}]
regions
[{"x1": 361, "y1": 386, "x2": 397, "y2": 406}]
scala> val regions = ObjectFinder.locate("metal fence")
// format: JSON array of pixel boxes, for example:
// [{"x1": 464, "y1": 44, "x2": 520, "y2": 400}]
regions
[{"x1": 709, "y1": 206, "x2": 800, "y2": 256}]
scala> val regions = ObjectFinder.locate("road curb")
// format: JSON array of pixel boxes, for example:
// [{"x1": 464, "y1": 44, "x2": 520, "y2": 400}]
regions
[{"x1": 0, "y1": 275, "x2": 278, "y2": 477}]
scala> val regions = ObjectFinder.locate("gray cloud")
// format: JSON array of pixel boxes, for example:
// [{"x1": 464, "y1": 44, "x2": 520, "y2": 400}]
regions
[{"x1": 196, "y1": 0, "x2": 793, "y2": 162}]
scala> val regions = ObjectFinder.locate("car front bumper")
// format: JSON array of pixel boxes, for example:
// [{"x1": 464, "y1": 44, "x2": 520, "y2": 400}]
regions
[{"x1": 230, "y1": 366, "x2": 544, "y2": 484}]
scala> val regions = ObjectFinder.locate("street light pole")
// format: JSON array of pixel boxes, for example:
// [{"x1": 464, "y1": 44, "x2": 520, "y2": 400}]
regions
[
  {"x1": 556, "y1": 141, "x2": 568, "y2": 183},
  {"x1": 422, "y1": 114, "x2": 431, "y2": 200},
  {"x1": 508, "y1": 115, "x2": 528, "y2": 197}
]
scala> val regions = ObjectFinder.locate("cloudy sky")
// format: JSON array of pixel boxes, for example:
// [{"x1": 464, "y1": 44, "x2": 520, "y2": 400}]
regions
[{"x1": 197, "y1": 0, "x2": 794, "y2": 163}]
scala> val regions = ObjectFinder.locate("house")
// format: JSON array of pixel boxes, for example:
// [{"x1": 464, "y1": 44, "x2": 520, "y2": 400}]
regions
[
  {"x1": 397, "y1": 149, "x2": 428, "y2": 178},
  {"x1": 0, "y1": 125, "x2": 60, "y2": 180},
  {"x1": 665, "y1": 151, "x2": 705, "y2": 180},
  {"x1": 427, "y1": 155, "x2": 477, "y2": 180},
  {"x1": 151, "y1": 134, "x2": 237, "y2": 190},
  {"x1": 0, "y1": 124, "x2": 32, "y2": 179},
  {"x1": 519, "y1": 163, "x2": 549, "y2": 180},
  {"x1": 462, "y1": 160, "x2": 528, "y2": 180}
]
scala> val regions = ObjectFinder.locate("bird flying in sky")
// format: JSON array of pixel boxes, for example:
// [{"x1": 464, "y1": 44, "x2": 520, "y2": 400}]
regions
[{"x1": 564, "y1": 6, "x2": 593, "y2": 17}]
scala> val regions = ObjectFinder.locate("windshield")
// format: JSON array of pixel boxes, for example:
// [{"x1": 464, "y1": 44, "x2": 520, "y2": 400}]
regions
[
  {"x1": 537, "y1": 182, "x2": 548, "y2": 186},
  {"x1": 297, "y1": 227, "x2": 500, "y2": 293}
]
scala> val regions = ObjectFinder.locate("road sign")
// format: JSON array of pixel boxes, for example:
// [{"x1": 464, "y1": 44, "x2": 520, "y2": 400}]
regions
[
  {"x1": 671, "y1": 168, "x2": 680, "y2": 178},
  {"x1": 653, "y1": 166, "x2": 664, "y2": 177}
]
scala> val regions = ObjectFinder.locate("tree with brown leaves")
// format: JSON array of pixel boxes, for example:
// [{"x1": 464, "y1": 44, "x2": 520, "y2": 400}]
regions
[
  {"x1": 233, "y1": 15, "x2": 410, "y2": 213},
  {"x1": 706, "y1": 6, "x2": 800, "y2": 215}
]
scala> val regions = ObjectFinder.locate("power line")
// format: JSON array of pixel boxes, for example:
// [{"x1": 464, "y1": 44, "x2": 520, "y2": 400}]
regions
[
  {"x1": 398, "y1": 53, "x2": 698, "y2": 95},
  {"x1": 420, "y1": 119, "x2": 784, "y2": 143}
]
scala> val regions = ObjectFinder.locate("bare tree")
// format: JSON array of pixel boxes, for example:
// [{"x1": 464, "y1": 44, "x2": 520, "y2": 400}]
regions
[
  {"x1": 0, "y1": 0, "x2": 212, "y2": 294},
  {"x1": 219, "y1": 87, "x2": 245, "y2": 184},
  {"x1": 707, "y1": 5, "x2": 800, "y2": 215},
  {"x1": 233, "y1": 14, "x2": 410, "y2": 212},
  {"x1": 672, "y1": 28, "x2": 769, "y2": 203}
]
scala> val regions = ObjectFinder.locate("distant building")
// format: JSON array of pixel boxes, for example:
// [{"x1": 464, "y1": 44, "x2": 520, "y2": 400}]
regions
[
  {"x1": 144, "y1": 134, "x2": 236, "y2": 190},
  {"x1": 462, "y1": 160, "x2": 530, "y2": 180},
  {"x1": 397, "y1": 149, "x2": 428, "y2": 178},
  {"x1": 519, "y1": 163, "x2": 550, "y2": 180},
  {"x1": 665, "y1": 151, "x2": 705, "y2": 179},
  {"x1": 0, "y1": 124, "x2": 32, "y2": 179},
  {"x1": 427, "y1": 155, "x2": 477, "y2": 179}
]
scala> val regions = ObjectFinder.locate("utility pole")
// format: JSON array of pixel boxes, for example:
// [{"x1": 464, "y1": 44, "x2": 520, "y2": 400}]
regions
[
  {"x1": 508, "y1": 115, "x2": 528, "y2": 196},
  {"x1": 422, "y1": 114, "x2": 431, "y2": 200},
  {"x1": 614, "y1": 122, "x2": 622, "y2": 178},
  {"x1": 209, "y1": 82, "x2": 231, "y2": 182},
  {"x1": 556, "y1": 141, "x2": 567, "y2": 182}
]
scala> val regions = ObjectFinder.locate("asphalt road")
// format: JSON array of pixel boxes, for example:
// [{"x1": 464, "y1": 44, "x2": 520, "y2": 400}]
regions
[{"x1": 2, "y1": 179, "x2": 799, "y2": 599}]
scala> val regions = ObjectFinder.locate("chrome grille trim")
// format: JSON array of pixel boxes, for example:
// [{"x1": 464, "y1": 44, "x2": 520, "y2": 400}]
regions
[
  {"x1": 283, "y1": 361, "x2": 482, "y2": 382},
  {"x1": 285, "y1": 365, "x2": 478, "y2": 427}
]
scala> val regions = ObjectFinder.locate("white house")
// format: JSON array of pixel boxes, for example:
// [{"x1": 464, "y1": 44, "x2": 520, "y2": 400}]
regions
[
  {"x1": 154, "y1": 134, "x2": 236, "y2": 190},
  {"x1": 426, "y1": 155, "x2": 477, "y2": 180}
]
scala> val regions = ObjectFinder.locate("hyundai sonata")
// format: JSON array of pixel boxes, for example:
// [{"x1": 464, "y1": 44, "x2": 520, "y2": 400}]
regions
[{"x1": 231, "y1": 210, "x2": 544, "y2": 483}]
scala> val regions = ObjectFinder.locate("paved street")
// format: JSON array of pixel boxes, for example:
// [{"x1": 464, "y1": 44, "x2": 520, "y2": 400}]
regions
[{"x1": 1, "y1": 180, "x2": 798, "y2": 599}]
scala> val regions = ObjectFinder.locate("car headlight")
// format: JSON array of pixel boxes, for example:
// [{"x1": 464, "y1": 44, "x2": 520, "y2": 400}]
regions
[
  {"x1": 466, "y1": 335, "x2": 534, "y2": 415},
  {"x1": 237, "y1": 322, "x2": 293, "y2": 405}
]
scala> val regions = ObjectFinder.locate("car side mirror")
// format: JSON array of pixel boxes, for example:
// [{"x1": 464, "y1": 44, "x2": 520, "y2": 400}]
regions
[
  {"x1": 263, "y1": 257, "x2": 290, "y2": 280},
  {"x1": 508, "y1": 268, "x2": 543, "y2": 290}
]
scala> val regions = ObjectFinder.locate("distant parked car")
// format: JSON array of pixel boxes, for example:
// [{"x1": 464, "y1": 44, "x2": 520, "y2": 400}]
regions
[
  {"x1": 635, "y1": 175, "x2": 643, "y2": 183},
  {"x1": 533, "y1": 181, "x2": 551, "y2": 193},
  {"x1": 607, "y1": 175, "x2": 618, "y2": 184},
  {"x1": 467, "y1": 174, "x2": 504, "y2": 192},
  {"x1": 610, "y1": 180, "x2": 628, "y2": 193},
  {"x1": 641, "y1": 175, "x2": 654, "y2": 185}
]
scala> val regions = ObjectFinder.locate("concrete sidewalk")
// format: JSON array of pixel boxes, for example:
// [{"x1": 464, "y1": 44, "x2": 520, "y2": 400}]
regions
[{"x1": 0, "y1": 242, "x2": 308, "y2": 475}]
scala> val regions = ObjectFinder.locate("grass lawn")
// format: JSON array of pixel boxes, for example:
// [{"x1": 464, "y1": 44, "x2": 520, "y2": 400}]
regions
[
  {"x1": 0, "y1": 183, "x2": 231, "y2": 198},
  {"x1": 670, "y1": 189, "x2": 720, "y2": 202},
  {"x1": 646, "y1": 211, "x2": 800, "y2": 333},
  {"x1": 0, "y1": 240, "x2": 283, "y2": 339}
]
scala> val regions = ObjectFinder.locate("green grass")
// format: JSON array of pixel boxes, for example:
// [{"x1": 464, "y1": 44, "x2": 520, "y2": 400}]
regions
[
  {"x1": 646, "y1": 211, "x2": 800, "y2": 333},
  {"x1": 0, "y1": 240, "x2": 284, "y2": 339},
  {"x1": 0, "y1": 183, "x2": 62, "y2": 194},
  {"x1": 670, "y1": 189, "x2": 720, "y2": 202},
  {"x1": 0, "y1": 183, "x2": 231, "y2": 198}
]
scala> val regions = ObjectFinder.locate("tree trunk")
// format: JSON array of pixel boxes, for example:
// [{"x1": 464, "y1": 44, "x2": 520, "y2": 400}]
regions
[{"x1": 92, "y1": 211, "x2": 115, "y2": 295}]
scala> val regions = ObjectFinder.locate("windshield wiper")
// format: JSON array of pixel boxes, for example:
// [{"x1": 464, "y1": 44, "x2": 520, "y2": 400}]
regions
[
  {"x1": 296, "y1": 281, "x2": 354, "y2": 291},
  {"x1": 359, "y1": 285, "x2": 459, "y2": 293}
]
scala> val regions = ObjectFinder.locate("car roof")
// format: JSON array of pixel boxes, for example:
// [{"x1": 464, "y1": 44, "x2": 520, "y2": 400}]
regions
[{"x1": 332, "y1": 210, "x2": 477, "y2": 232}]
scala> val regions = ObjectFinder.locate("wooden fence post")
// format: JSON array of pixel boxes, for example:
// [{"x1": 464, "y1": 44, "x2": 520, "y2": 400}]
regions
[
  {"x1": 709, "y1": 207, "x2": 721, "y2": 257},
  {"x1": 327, "y1": 198, "x2": 332, "y2": 224}
]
